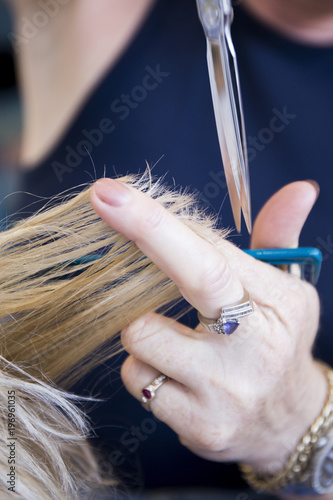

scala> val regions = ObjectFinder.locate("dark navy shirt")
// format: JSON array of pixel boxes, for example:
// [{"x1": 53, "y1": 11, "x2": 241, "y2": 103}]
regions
[{"x1": 13, "y1": 0, "x2": 333, "y2": 492}]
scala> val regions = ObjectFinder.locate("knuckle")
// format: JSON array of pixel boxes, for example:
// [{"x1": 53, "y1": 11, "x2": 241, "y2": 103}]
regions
[
  {"x1": 182, "y1": 402, "x2": 236, "y2": 452},
  {"x1": 190, "y1": 424, "x2": 234, "y2": 452},
  {"x1": 138, "y1": 203, "x2": 165, "y2": 235},
  {"x1": 191, "y1": 254, "x2": 231, "y2": 300},
  {"x1": 287, "y1": 280, "x2": 320, "y2": 340},
  {"x1": 178, "y1": 434, "x2": 190, "y2": 448},
  {"x1": 121, "y1": 314, "x2": 153, "y2": 350},
  {"x1": 192, "y1": 430, "x2": 219, "y2": 450},
  {"x1": 120, "y1": 356, "x2": 134, "y2": 386},
  {"x1": 265, "y1": 276, "x2": 320, "y2": 349},
  {"x1": 304, "y1": 281, "x2": 320, "y2": 314}
]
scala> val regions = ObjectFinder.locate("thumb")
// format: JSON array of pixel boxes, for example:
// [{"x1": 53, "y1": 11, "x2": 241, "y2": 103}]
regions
[{"x1": 251, "y1": 180, "x2": 319, "y2": 249}]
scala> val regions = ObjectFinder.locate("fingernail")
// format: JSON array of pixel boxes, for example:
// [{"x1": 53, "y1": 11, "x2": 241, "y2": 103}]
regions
[
  {"x1": 94, "y1": 178, "x2": 132, "y2": 207},
  {"x1": 305, "y1": 179, "x2": 320, "y2": 200}
]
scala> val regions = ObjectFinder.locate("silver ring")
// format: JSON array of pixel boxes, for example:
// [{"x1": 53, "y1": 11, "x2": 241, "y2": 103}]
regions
[
  {"x1": 197, "y1": 289, "x2": 254, "y2": 335},
  {"x1": 141, "y1": 374, "x2": 168, "y2": 411}
]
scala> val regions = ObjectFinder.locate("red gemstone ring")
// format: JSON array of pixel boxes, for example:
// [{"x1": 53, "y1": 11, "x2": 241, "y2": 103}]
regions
[
  {"x1": 197, "y1": 289, "x2": 254, "y2": 335},
  {"x1": 141, "y1": 374, "x2": 168, "y2": 411}
]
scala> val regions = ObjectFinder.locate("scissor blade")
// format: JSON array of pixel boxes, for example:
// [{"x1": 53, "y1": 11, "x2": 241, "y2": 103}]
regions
[
  {"x1": 240, "y1": 165, "x2": 252, "y2": 234},
  {"x1": 196, "y1": 0, "x2": 252, "y2": 233},
  {"x1": 225, "y1": 25, "x2": 252, "y2": 233},
  {"x1": 207, "y1": 40, "x2": 244, "y2": 231},
  {"x1": 208, "y1": 40, "x2": 252, "y2": 233}
]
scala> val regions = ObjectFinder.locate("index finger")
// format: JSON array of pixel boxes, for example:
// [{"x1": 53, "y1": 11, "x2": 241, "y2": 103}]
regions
[{"x1": 90, "y1": 178, "x2": 244, "y2": 319}]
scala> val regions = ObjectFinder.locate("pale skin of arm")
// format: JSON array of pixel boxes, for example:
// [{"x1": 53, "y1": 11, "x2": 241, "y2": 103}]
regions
[{"x1": 6, "y1": 1, "x2": 333, "y2": 497}]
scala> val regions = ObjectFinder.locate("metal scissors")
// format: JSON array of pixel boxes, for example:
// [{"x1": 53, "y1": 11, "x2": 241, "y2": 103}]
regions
[
  {"x1": 197, "y1": 0, "x2": 251, "y2": 233},
  {"x1": 196, "y1": 0, "x2": 322, "y2": 284}
]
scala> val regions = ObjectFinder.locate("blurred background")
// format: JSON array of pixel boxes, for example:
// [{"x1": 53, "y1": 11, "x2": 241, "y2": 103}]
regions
[{"x1": 0, "y1": 0, "x2": 22, "y2": 223}]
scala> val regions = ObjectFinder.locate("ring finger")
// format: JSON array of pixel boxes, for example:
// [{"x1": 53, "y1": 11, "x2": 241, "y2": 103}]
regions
[{"x1": 121, "y1": 354, "x2": 195, "y2": 432}]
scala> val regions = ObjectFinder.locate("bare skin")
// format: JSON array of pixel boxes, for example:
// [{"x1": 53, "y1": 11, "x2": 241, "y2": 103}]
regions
[
  {"x1": 7, "y1": 0, "x2": 156, "y2": 167},
  {"x1": 90, "y1": 178, "x2": 329, "y2": 500},
  {"x1": 242, "y1": 0, "x2": 333, "y2": 45},
  {"x1": 6, "y1": 0, "x2": 333, "y2": 167},
  {"x1": 5, "y1": 2, "x2": 333, "y2": 497}
]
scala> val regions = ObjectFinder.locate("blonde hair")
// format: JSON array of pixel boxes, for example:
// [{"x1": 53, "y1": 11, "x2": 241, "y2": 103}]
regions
[{"x1": 0, "y1": 174, "x2": 226, "y2": 499}]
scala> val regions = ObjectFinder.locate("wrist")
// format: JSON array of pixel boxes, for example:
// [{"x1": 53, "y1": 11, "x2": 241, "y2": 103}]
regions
[
  {"x1": 245, "y1": 359, "x2": 328, "y2": 474},
  {"x1": 240, "y1": 361, "x2": 333, "y2": 494}
]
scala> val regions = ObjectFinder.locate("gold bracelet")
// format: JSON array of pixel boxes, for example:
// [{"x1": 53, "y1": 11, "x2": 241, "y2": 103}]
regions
[{"x1": 240, "y1": 362, "x2": 333, "y2": 492}]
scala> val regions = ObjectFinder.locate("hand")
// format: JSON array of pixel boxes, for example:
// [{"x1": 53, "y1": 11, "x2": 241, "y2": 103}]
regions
[{"x1": 90, "y1": 178, "x2": 326, "y2": 474}]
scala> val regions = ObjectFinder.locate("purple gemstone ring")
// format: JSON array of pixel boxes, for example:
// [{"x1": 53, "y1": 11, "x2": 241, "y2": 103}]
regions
[
  {"x1": 141, "y1": 374, "x2": 168, "y2": 411},
  {"x1": 197, "y1": 289, "x2": 254, "y2": 335}
]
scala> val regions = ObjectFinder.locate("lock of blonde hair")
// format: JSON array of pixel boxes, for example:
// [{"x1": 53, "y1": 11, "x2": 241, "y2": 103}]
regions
[{"x1": 0, "y1": 173, "x2": 227, "y2": 499}]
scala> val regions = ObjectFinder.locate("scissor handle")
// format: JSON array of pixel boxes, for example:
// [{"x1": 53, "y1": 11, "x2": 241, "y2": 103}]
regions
[
  {"x1": 196, "y1": 0, "x2": 223, "y2": 40},
  {"x1": 70, "y1": 247, "x2": 322, "y2": 286},
  {"x1": 243, "y1": 247, "x2": 322, "y2": 285}
]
